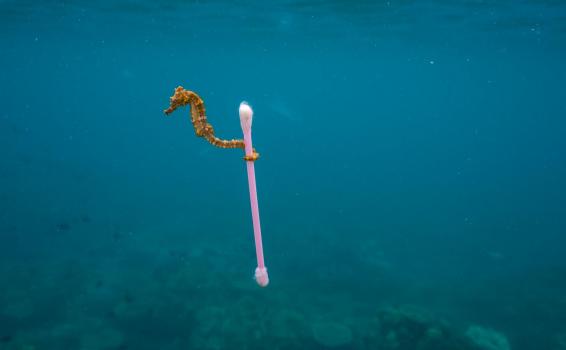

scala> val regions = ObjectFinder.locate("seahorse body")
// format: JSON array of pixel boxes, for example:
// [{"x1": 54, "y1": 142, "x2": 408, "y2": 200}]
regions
[{"x1": 164, "y1": 86, "x2": 245, "y2": 149}]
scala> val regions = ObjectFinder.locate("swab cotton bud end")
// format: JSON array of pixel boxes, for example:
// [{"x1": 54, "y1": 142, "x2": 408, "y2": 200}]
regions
[{"x1": 239, "y1": 101, "x2": 253, "y2": 133}]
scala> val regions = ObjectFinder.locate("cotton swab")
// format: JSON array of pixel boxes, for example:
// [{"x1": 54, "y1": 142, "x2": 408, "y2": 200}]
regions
[{"x1": 239, "y1": 102, "x2": 269, "y2": 287}]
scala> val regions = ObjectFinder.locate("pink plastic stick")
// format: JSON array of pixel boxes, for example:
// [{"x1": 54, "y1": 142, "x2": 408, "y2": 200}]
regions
[{"x1": 239, "y1": 102, "x2": 269, "y2": 287}]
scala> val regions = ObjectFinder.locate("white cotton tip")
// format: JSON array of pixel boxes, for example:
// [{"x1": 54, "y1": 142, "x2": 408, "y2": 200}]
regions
[
  {"x1": 239, "y1": 101, "x2": 253, "y2": 133},
  {"x1": 255, "y1": 267, "x2": 269, "y2": 287}
]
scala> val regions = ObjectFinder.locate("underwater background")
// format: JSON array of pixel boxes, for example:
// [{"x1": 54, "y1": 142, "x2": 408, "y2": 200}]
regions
[{"x1": 1, "y1": 1, "x2": 566, "y2": 349}]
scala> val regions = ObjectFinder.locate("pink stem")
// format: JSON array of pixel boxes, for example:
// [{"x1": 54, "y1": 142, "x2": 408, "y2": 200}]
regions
[{"x1": 243, "y1": 130, "x2": 268, "y2": 287}]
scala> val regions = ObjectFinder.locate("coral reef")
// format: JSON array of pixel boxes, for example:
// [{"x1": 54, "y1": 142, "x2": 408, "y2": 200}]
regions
[
  {"x1": 367, "y1": 306, "x2": 486, "y2": 350},
  {"x1": 0, "y1": 247, "x2": 520, "y2": 350},
  {"x1": 466, "y1": 325, "x2": 511, "y2": 350}
]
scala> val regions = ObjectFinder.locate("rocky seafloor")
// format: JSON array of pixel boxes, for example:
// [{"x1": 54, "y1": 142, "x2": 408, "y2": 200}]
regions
[
  {"x1": 0, "y1": 254, "x2": 514, "y2": 350},
  {"x1": 1, "y1": 219, "x2": 565, "y2": 350}
]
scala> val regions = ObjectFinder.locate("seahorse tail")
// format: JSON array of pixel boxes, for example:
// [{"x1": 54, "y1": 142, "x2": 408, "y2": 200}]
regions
[{"x1": 204, "y1": 134, "x2": 245, "y2": 149}]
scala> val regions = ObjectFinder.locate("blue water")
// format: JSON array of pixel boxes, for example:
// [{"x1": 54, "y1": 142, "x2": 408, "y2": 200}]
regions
[{"x1": 1, "y1": 1, "x2": 566, "y2": 349}]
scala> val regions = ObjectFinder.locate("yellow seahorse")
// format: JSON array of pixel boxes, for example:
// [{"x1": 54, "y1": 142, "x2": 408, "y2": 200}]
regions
[{"x1": 164, "y1": 86, "x2": 259, "y2": 161}]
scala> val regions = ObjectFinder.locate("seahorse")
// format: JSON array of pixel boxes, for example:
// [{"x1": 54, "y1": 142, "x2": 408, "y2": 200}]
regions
[{"x1": 164, "y1": 86, "x2": 259, "y2": 161}]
